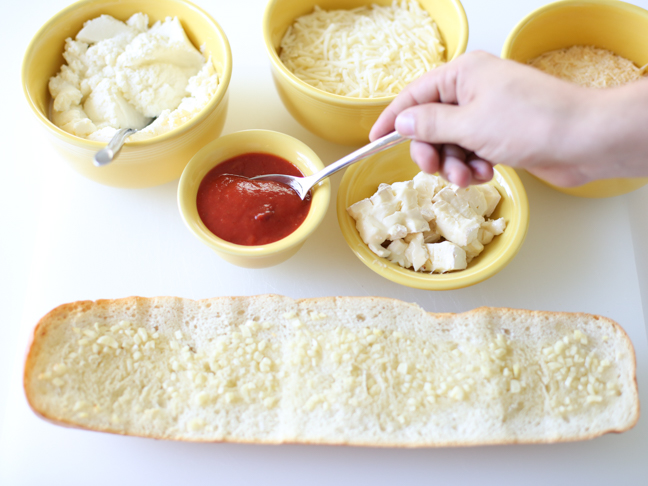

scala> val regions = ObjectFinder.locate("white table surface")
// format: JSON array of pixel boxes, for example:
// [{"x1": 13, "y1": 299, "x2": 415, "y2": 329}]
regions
[{"x1": 2, "y1": 0, "x2": 647, "y2": 484}]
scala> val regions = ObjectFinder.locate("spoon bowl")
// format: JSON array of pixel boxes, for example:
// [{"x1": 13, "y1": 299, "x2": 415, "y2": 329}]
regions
[
  {"x1": 93, "y1": 116, "x2": 158, "y2": 166},
  {"x1": 250, "y1": 131, "x2": 406, "y2": 199},
  {"x1": 93, "y1": 128, "x2": 138, "y2": 166}
]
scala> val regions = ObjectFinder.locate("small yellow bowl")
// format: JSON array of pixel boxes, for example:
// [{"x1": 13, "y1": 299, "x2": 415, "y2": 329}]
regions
[
  {"x1": 502, "y1": 0, "x2": 648, "y2": 198},
  {"x1": 337, "y1": 142, "x2": 529, "y2": 290},
  {"x1": 262, "y1": 0, "x2": 468, "y2": 146},
  {"x1": 22, "y1": 0, "x2": 232, "y2": 188},
  {"x1": 178, "y1": 130, "x2": 331, "y2": 268}
]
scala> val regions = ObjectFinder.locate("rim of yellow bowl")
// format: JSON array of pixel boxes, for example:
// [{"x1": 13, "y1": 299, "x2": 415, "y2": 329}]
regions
[
  {"x1": 261, "y1": 0, "x2": 468, "y2": 107},
  {"x1": 337, "y1": 164, "x2": 530, "y2": 290},
  {"x1": 21, "y1": 0, "x2": 233, "y2": 155},
  {"x1": 178, "y1": 129, "x2": 331, "y2": 258},
  {"x1": 501, "y1": 0, "x2": 648, "y2": 59}
]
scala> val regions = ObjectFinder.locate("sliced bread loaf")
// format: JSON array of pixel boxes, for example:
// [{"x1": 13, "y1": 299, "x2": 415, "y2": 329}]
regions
[{"x1": 24, "y1": 295, "x2": 639, "y2": 446}]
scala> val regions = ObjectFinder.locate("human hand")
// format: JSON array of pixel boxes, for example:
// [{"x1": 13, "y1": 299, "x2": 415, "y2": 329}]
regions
[{"x1": 370, "y1": 50, "x2": 644, "y2": 187}]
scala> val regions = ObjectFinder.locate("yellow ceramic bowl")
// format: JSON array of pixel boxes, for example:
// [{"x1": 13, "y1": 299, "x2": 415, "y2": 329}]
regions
[
  {"x1": 178, "y1": 130, "x2": 331, "y2": 268},
  {"x1": 502, "y1": 0, "x2": 648, "y2": 198},
  {"x1": 22, "y1": 0, "x2": 232, "y2": 188},
  {"x1": 262, "y1": 0, "x2": 468, "y2": 146},
  {"x1": 337, "y1": 142, "x2": 529, "y2": 290}
]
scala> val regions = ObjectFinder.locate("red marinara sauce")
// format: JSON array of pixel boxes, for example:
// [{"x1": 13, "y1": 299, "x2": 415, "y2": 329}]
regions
[{"x1": 196, "y1": 153, "x2": 312, "y2": 246}]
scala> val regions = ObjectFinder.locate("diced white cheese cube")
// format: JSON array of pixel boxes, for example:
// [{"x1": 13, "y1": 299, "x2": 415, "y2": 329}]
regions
[
  {"x1": 454, "y1": 186, "x2": 489, "y2": 217},
  {"x1": 347, "y1": 199, "x2": 372, "y2": 220},
  {"x1": 475, "y1": 185, "x2": 501, "y2": 217},
  {"x1": 404, "y1": 233, "x2": 428, "y2": 271},
  {"x1": 370, "y1": 184, "x2": 399, "y2": 220},
  {"x1": 387, "y1": 224, "x2": 408, "y2": 240},
  {"x1": 482, "y1": 217, "x2": 506, "y2": 236},
  {"x1": 422, "y1": 228, "x2": 441, "y2": 244},
  {"x1": 433, "y1": 187, "x2": 485, "y2": 225},
  {"x1": 387, "y1": 239, "x2": 410, "y2": 267},
  {"x1": 413, "y1": 172, "x2": 446, "y2": 199},
  {"x1": 348, "y1": 203, "x2": 389, "y2": 247},
  {"x1": 347, "y1": 172, "x2": 505, "y2": 275},
  {"x1": 432, "y1": 200, "x2": 481, "y2": 247},
  {"x1": 368, "y1": 243, "x2": 390, "y2": 258},
  {"x1": 478, "y1": 227, "x2": 494, "y2": 246},
  {"x1": 402, "y1": 209, "x2": 430, "y2": 234},
  {"x1": 461, "y1": 239, "x2": 484, "y2": 263},
  {"x1": 425, "y1": 241, "x2": 467, "y2": 273},
  {"x1": 391, "y1": 181, "x2": 419, "y2": 211},
  {"x1": 418, "y1": 199, "x2": 435, "y2": 221},
  {"x1": 384, "y1": 209, "x2": 429, "y2": 235}
]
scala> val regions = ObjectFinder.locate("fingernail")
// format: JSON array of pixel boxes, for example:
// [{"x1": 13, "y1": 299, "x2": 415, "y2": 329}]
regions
[{"x1": 395, "y1": 113, "x2": 415, "y2": 136}]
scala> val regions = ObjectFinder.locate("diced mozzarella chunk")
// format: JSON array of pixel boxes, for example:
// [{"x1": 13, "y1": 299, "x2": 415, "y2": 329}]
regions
[
  {"x1": 404, "y1": 234, "x2": 428, "y2": 271},
  {"x1": 370, "y1": 184, "x2": 399, "y2": 219},
  {"x1": 419, "y1": 200, "x2": 435, "y2": 221},
  {"x1": 432, "y1": 200, "x2": 481, "y2": 247},
  {"x1": 433, "y1": 187, "x2": 485, "y2": 225},
  {"x1": 425, "y1": 241, "x2": 467, "y2": 273},
  {"x1": 461, "y1": 239, "x2": 485, "y2": 263},
  {"x1": 478, "y1": 228, "x2": 495, "y2": 246},
  {"x1": 387, "y1": 239, "x2": 409, "y2": 267},
  {"x1": 348, "y1": 199, "x2": 390, "y2": 246},
  {"x1": 346, "y1": 172, "x2": 504, "y2": 274},
  {"x1": 413, "y1": 172, "x2": 446, "y2": 200},
  {"x1": 482, "y1": 217, "x2": 506, "y2": 236},
  {"x1": 454, "y1": 186, "x2": 489, "y2": 217},
  {"x1": 401, "y1": 209, "x2": 430, "y2": 233},
  {"x1": 387, "y1": 224, "x2": 408, "y2": 241},
  {"x1": 369, "y1": 243, "x2": 390, "y2": 258},
  {"x1": 422, "y1": 228, "x2": 441, "y2": 244},
  {"x1": 475, "y1": 185, "x2": 501, "y2": 217},
  {"x1": 347, "y1": 199, "x2": 372, "y2": 220},
  {"x1": 392, "y1": 181, "x2": 419, "y2": 211}
]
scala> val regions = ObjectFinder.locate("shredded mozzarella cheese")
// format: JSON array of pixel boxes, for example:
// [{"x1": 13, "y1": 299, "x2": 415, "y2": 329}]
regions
[{"x1": 279, "y1": 1, "x2": 446, "y2": 98}]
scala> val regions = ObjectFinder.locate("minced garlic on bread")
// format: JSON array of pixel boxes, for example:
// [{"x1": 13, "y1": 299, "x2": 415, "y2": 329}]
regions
[{"x1": 24, "y1": 295, "x2": 639, "y2": 446}]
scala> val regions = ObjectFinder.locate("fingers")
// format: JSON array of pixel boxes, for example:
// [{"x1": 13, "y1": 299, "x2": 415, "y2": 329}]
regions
[
  {"x1": 466, "y1": 155, "x2": 494, "y2": 183},
  {"x1": 394, "y1": 103, "x2": 466, "y2": 146},
  {"x1": 369, "y1": 63, "x2": 459, "y2": 141},
  {"x1": 410, "y1": 141, "x2": 495, "y2": 188},
  {"x1": 410, "y1": 140, "x2": 441, "y2": 174},
  {"x1": 440, "y1": 144, "x2": 471, "y2": 187}
]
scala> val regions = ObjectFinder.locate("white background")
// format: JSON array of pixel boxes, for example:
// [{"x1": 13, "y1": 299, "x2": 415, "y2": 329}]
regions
[{"x1": 1, "y1": 0, "x2": 648, "y2": 484}]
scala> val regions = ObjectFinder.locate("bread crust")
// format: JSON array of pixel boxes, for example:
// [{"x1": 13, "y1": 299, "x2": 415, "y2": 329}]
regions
[{"x1": 24, "y1": 295, "x2": 640, "y2": 447}]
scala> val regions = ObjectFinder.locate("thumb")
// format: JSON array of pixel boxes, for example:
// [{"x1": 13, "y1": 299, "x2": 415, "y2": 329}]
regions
[{"x1": 395, "y1": 103, "x2": 468, "y2": 147}]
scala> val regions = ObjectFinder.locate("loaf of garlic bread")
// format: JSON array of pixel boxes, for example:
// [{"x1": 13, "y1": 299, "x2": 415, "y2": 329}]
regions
[{"x1": 24, "y1": 295, "x2": 639, "y2": 446}]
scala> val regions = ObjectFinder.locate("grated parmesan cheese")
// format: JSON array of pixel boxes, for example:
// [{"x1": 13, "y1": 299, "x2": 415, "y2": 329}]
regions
[
  {"x1": 279, "y1": 1, "x2": 446, "y2": 98},
  {"x1": 528, "y1": 45, "x2": 647, "y2": 88}
]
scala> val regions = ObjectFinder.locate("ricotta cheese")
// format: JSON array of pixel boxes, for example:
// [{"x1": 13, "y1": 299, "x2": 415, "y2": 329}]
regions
[
  {"x1": 49, "y1": 13, "x2": 219, "y2": 142},
  {"x1": 347, "y1": 173, "x2": 506, "y2": 274}
]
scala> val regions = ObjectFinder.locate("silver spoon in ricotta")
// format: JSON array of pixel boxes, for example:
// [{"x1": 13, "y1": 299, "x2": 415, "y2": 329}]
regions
[{"x1": 93, "y1": 118, "x2": 156, "y2": 167}]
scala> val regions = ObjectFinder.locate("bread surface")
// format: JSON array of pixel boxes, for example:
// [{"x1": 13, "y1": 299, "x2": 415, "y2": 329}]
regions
[{"x1": 24, "y1": 295, "x2": 639, "y2": 446}]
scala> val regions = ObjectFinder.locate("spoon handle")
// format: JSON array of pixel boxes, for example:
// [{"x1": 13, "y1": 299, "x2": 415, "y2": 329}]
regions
[
  {"x1": 93, "y1": 128, "x2": 137, "y2": 167},
  {"x1": 306, "y1": 131, "x2": 407, "y2": 186}
]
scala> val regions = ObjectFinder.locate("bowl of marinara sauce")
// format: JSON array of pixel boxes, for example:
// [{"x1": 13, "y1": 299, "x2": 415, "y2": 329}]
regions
[{"x1": 178, "y1": 130, "x2": 331, "y2": 268}]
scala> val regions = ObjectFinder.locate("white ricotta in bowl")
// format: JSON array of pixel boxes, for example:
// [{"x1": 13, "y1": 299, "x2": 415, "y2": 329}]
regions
[{"x1": 48, "y1": 13, "x2": 219, "y2": 142}]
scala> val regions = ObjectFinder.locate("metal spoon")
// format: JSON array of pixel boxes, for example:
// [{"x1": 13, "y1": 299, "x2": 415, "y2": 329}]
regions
[
  {"x1": 93, "y1": 128, "x2": 137, "y2": 167},
  {"x1": 251, "y1": 131, "x2": 407, "y2": 199},
  {"x1": 93, "y1": 118, "x2": 156, "y2": 166}
]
